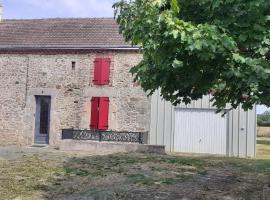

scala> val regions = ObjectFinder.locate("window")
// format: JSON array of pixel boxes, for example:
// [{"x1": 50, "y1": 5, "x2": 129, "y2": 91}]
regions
[
  {"x1": 93, "y1": 58, "x2": 111, "y2": 85},
  {"x1": 90, "y1": 97, "x2": 109, "y2": 130},
  {"x1": 72, "y1": 61, "x2": 76, "y2": 70}
]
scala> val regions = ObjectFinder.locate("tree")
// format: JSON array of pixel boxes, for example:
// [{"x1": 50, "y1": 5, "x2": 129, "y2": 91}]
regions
[
  {"x1": 113, "y1": 0, "x2": 270, "y2": 111},
  {"x1": 258, "y1": 110, "x2": 270, "y2": 126}
]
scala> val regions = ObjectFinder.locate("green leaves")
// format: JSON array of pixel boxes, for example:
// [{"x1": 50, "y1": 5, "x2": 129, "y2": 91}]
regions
[
  {"x1": 171, "y1": 0, "x2": 180, "y2": 14},
  {"x1": 232, "y1": 53, "x2": 246, "y2": 63},
  {"x1": 114, "y1": 0, "x2": 270, "y2": 110},
  {"x1": 172, "y1": 59, "x2": 183, "y2": 68}
]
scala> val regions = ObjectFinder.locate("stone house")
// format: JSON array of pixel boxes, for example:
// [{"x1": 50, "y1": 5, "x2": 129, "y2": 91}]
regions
[
  {"x1": 0, "y1": 18, "x2": 150, "y2": 147},
  {"x1": 0, "y1": 8, "x2": 257, "y2": 157}
]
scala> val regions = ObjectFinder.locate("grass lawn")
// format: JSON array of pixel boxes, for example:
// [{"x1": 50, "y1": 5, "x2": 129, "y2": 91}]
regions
[
  {"x1": 257, "y1": 137, "x2": 270, "y2": 160},
  {"x1": 0, "y1": 138, "x2": 270, "y2": 200},
  {"x1": 0, "y1": 140, "x2": 270, "y2": 200}
]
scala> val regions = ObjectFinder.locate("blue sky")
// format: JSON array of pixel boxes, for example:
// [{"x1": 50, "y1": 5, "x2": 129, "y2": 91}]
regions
[
  {"x1": 2, "y1": 0, "x2": 117, "y2": 19},
  {"x1": 258, "y1": 105, "x2": 268, "y2": 114},
  {"x1": 1, "y1": 0, "x2": 269, "y2": 114}
]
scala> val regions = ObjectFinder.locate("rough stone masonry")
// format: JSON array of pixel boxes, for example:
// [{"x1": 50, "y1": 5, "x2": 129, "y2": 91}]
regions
[{"x1": 0, "y1": 51, "x2": 150, "y2": 147}]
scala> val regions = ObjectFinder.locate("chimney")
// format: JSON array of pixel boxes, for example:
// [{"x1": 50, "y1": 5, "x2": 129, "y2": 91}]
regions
[{"x1": 0, "y1": 0, "x2": 3, "y2": 21}]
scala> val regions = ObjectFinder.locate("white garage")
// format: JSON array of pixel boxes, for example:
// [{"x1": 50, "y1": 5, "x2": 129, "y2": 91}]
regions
[
  {"x1": 149, "y1": 90, "x2": 257, "y2": 158},
  {"x1": 174, "y1": 109, "x2": 227, "y2": 155}
]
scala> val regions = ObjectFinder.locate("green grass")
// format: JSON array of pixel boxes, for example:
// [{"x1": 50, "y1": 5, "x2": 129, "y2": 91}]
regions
[
  {"x1": 0, "y1": 148, "x2": 270, "y2": 200},
  {"x1": 0, "y1": 156, "x2": 65, "y2": 200},
  {"x1": 128, "y1": 174, "x2": 177, "y2": 185},
  {"x1": 257, "y1": 140, "x2": 270, "y2": 145},
  {"x1": 257, "y1": 137, "x2": 270, "y2": 160},
  {"x1": 257, "y1": 139, "x2": 270, "y2": 146}
]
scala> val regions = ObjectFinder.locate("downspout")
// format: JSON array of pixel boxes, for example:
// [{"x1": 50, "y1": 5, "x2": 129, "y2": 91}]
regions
[
  {"x1": 23, "y1": 55, "x2": 30, "y2": 145},
  {"x1": 24, "y1": 55, "x2": 30, "y2": 108}
]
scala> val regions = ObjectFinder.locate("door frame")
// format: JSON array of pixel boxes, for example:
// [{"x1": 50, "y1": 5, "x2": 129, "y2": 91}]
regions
[{"x1": 34, "y1": 95, "x2": 51, "y2": 144}]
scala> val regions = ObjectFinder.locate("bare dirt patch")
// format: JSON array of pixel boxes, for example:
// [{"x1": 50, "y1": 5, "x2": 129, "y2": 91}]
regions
[{"x1": 0, "y1": 147, "x2": 269, "y2": 200}]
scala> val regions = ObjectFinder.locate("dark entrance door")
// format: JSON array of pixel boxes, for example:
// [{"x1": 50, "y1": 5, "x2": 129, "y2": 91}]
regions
[{"x1": 34, "y1": 96, "x2": 51, "y2": 144}]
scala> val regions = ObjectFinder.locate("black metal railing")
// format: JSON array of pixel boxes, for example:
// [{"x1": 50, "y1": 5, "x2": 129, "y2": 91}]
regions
[{"x1": 62, "y1": 129, "x2": 147, "y2": 144}]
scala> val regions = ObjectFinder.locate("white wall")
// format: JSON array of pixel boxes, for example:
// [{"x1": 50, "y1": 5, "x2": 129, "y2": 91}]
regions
[{"x1": 150, "y1": 90, "x2": 257, "y2": 158}]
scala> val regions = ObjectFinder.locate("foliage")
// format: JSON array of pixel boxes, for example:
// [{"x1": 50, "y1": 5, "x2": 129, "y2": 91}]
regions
[
  {"x1": 113, "y1": 0, "x2": 270, "y2": 111},
  {"x1": 258, "y1": 110, "x2": 270, "y2": 126}
]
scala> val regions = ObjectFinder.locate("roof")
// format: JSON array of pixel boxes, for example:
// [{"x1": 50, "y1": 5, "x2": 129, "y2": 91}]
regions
[{"x1": 0, "y1": 18, "x2": 136, "y2": 50}]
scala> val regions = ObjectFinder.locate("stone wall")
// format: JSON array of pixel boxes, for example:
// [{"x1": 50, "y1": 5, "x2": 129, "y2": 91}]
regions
[
  {"x1": 60, "y1": 140, "x2": 165, "y2": 154},
  {"x1": 0, "y1": 55, "x2": 28, "y2": 146},
  {"x1": 0, "y1": 51, "x2": 150, "y2": 147}
]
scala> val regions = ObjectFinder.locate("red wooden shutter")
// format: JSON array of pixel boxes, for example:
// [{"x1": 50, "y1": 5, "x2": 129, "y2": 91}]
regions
[
  {"x1": 93, "y1": 58, "x2": 102, "y2": 85},
  {"x1": 100, "y1": 58, "x2": 111, "y2": 85},
  {"x1": 93, "y1": 58, "x2": 111, "y2": 85},
  {"x1": 98, "y1": 97, "x2": 109, "y2": 130},
  {"x1": 90, "y1": 97, "x2": 99, "y2": 129}
]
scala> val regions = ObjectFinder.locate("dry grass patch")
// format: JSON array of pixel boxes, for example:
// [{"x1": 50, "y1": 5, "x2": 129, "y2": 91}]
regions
[
  {"x1": 0, "y1": 155, "x2": 65, "y2": 200},
  {"x1": 0, "y1": 150, "x2": 269, "y2": 200},
  {"x1": 257, "y1": 137, "x2": 270, "y2": 160},
  {"x1": 258, "y1": 127, "x2": 270, "y2": 137}
]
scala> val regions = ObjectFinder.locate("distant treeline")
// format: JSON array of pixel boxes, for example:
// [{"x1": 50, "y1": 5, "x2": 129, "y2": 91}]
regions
[{"x1": 258, "y1": 111, "x2": 270, "y2": 127}]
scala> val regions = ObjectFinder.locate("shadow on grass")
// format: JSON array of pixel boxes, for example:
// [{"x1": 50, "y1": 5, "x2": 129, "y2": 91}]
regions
[
  {"x1": 31, "y1": 153, "x2": 270, "y2": 200},
  {"x1": 39, "y1": 154, "x2": 203, "y2": 199}
]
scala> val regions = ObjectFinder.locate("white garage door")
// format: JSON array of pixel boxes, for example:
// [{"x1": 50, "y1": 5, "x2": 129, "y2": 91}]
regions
[{"x1": 174, "y1": 109, "x2": 228, "y2": 155}]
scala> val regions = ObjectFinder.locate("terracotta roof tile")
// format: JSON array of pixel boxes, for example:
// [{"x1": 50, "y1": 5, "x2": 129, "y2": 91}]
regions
[{"x1": 0, "y1": 18, "x2": 134, "y2": 50}]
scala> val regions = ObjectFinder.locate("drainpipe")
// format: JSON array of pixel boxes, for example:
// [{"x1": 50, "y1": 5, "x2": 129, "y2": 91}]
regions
[{"x1": 24, "y1": 56, "x2": 30, "y2": 108}]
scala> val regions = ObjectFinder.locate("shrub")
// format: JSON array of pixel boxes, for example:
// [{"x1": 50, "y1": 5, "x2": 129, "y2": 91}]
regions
[{"x1": 258, "y1": 112, "x2": 270, "y2": 127}]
